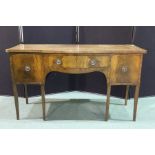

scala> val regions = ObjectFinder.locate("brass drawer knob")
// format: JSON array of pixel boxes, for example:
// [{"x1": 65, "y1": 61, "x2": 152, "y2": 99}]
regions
[
  {"x1": 121, "y1": 66, "x2": 128, "y2": 73},
  {"x1": 56, "y1": 59, "x2": 62, "y2": 65},
  {"x1": 24, "y1": 65, "x2": 31, "y2": 72},
  {"x1": 90, "y1": 59, "x2": 97, "y2": 66}
]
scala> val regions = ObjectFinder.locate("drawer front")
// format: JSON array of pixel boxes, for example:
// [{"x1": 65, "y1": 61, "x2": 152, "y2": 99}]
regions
[
  {"x1": 45, "y1": 55, "x2": 77, "y2": 69},
  {"x1": 110, "y1": 55, "x2": 142, "y2": 84},
  {"x1": 11, "y1": 54, "x2": 43, "y2": 83},
  {"x1": 77, "y1": 56, "x2": 110, "y2": 68}
]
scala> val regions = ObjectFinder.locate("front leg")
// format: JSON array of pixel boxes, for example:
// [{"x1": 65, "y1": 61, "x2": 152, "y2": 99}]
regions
[
  {"x1": 41, "y1": 84, "x2": 46, "y2": 121},
  {"x1": 12, "y1": 83, "x2": 19, "y2": 120},
  {"x1": 104, "y1": 83, "x2": 111, "y2": 121},
  {"x1": 133, "y1": 84, "x2": 140, "y2": 121}
]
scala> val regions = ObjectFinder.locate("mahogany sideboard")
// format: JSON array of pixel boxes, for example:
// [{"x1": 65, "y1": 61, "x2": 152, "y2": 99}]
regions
[{"x1": 6, "y1": 44, "x2": 147, "y2": 121}]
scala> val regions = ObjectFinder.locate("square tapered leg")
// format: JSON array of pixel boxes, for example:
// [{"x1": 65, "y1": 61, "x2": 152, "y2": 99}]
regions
[
  {"x1": 24, "y1": 84, "x2": 29, "y2": 104},
  {"x1": 133, "y1": 84, "x2": 140, "y2": 121},
  {"x1": 105, "y1": 84, "x2": 111, "y2": 121},
  {"x1": 41, "y1": 84, "x2": 46, "y2": 121},
  {"x1": 13, "y1": 83, "x2": 19, "y2": 120},
  {"x1": 125, "y1": 85, "x2": 130, "y2": 105}
]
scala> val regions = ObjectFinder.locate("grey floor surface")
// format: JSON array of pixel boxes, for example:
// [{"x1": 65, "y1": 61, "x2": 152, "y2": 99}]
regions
[{"x1": 0, "y1": 91, "x2": 155, "y2": 129}]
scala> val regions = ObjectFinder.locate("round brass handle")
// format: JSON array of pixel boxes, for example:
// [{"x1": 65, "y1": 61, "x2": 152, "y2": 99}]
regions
[
  {"x1": 90, "y1": 59, "x2": 96, "y2": 66},
  {"x1": 56, "y1": 59, "x2": 62, "y2": 65},
  {"x1": 24, "y1": 65, "x2": 31, "y2": 72},
  {"x1": 121, "y1": 66, "x2": 128, "y2": 73}
]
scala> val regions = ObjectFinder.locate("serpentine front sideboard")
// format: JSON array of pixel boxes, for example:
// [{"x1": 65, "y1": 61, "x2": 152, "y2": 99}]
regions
[{"x1": 6, "y1": 44, "x2": 147, "y2": 121}]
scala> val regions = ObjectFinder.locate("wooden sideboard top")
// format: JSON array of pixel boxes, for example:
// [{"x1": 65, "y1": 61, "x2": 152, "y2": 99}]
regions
[{"x1": 6, "y1": 44, "x2": 147, "y2": 54}]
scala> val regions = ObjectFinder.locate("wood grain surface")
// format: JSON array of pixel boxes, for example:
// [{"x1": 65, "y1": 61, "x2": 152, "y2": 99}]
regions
[{"x1": 6, "y1": 44, "x2": 147, "y2": 54}]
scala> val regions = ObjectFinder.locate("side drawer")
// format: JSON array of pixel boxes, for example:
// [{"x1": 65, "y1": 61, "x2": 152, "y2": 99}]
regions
[
  {"x1": 110, "y1": 55, "x2": 142, "y2": 84},
  {"x1": 11, "y1": 54, "x2": 43, "y2": 83}
]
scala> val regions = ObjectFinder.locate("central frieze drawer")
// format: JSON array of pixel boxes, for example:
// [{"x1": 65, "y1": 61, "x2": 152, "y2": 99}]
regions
[
  {"x1": 76, "y1": 56, "x2": 110, "y2": 68},
  {"x1": 46, "y1": 55, "x2": 110, "y2": 69}
]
